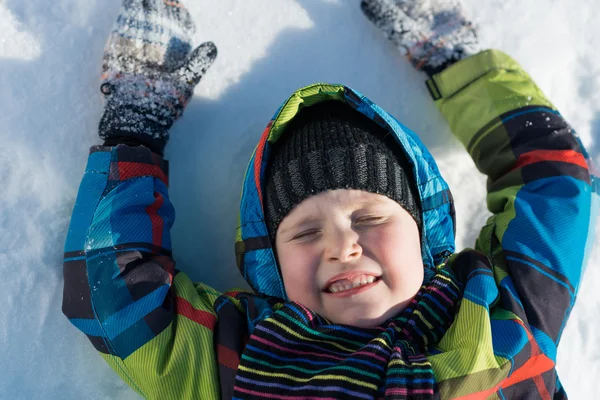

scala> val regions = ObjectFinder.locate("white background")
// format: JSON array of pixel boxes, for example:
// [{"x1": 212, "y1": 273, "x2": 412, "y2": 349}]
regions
[{"x1": 0, "y1": 0, "x2": 598, "y2": 398}]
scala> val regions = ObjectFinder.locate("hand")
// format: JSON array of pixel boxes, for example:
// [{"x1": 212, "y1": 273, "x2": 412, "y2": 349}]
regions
[
  {"x1": 361, "y1": 0, "x2": 480, "y2": 76},
  {"x1": 98, "y1": 0, "x2": 217, "y2": 154}
]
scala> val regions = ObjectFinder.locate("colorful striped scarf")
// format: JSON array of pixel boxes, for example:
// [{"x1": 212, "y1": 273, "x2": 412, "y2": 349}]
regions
[{"x1": 233, "y1": 267, "x2": 461, "y2": 399}]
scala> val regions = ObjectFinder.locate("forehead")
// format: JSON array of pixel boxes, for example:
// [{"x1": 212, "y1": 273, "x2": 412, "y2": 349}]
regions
[{"x1": 319, "y1": 189, "x2": 389, "y2": 205}]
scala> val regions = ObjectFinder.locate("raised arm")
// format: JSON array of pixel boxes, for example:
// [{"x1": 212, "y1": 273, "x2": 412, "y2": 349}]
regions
[
  {"x1": 427, "y1": 51, "x2": 595, "y2": 353},
  {"x1": 361, "y1": 0, "x2": 597, "y2": 360},
  {"x1": 62, "y1": 1, "x2": 223, "y2": 398}
]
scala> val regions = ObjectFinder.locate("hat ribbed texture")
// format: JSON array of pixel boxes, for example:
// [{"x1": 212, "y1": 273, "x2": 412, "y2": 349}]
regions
[{"x1": 264, "y1": 101, "x2": 421, "y2": 240}]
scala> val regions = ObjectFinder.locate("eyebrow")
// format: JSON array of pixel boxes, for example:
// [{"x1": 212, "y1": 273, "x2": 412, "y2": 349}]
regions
[{"x1": 277, "y1": 201, "x2": 390, "y2": 235}]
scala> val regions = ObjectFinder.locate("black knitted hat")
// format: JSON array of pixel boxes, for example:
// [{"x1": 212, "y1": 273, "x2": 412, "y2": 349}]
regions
[{"x1": 264, "y1": 101, "x2": 421, "y2": 241}]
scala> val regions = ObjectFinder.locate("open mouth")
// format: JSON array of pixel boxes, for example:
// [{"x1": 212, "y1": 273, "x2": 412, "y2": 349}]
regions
[{"x1": 325, "y1": 275, "x2": 382, "y2": 294}]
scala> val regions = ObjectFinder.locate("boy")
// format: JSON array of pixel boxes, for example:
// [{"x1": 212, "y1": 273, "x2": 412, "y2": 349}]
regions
[{"x1": 62, "y1": 0, "x2": 597, "y2": 398}]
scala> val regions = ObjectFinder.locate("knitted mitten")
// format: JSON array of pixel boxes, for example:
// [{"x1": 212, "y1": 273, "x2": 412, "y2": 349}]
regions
[
  {"x1": 361, "y1": 0, "x2": 481, "y2": 76},
  {"x1": 99, "y1": 0, "x2": 217, "y2": 154}
]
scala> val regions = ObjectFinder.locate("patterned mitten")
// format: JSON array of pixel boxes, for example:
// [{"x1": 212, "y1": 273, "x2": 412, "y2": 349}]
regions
[
  {"x1": 99, "y1": 0, "x2": 217, "y2": 155},
  {"x1": 361, "y1": 0, "x2": 481, "y2": 76}
]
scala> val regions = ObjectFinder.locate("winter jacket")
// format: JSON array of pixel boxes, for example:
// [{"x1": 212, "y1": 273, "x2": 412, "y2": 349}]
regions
[{"x1": 63, "y1": 49, "x2": 598, "y2": 399}]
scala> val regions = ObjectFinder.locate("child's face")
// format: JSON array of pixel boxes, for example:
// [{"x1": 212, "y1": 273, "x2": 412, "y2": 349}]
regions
[{"x1": 275, "y1": 189, "x2": 423, "y2": 328}]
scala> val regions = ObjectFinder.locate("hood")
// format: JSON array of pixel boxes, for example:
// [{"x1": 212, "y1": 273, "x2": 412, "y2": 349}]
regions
[{"x1": 235, "y1": 84, "x2": 456, "y2": 299}]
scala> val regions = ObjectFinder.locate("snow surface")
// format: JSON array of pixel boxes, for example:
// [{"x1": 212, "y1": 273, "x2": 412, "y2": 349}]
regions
[{"x1": 0, "y1": 0, "x2": 598, "y2": 398}]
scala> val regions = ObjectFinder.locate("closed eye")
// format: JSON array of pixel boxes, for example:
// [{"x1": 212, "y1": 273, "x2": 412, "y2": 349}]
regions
[
  {"x1": 354, "y1": 216, "x2": 386, "y2": 225},
  {"x1": 292, "y1": 230, "x2": 321, "y2": 241}
]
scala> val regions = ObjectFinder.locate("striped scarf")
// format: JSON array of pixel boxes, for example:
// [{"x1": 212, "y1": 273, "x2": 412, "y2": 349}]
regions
[{"x1": 233, "y1": 267, "x2": 461, "y2": 399}]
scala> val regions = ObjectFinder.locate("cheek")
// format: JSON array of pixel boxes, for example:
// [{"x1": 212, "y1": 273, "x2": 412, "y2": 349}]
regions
[
  {"x1": 372, "y1": 226, "x2": 423, "y2": 287},
  {"x1": 278, "y1": 246, "x2": 320, "y2": 304}
]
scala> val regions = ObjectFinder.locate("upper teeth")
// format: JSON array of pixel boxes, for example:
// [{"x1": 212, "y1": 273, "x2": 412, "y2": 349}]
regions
[{"x1": 328, "y1": 275, "x2": 376, "y2": 293}]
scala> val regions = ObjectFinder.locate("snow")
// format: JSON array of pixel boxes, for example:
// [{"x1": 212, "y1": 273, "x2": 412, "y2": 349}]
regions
[{"x1": 0, "y1": 0, "x2": 597, "y2": 398}]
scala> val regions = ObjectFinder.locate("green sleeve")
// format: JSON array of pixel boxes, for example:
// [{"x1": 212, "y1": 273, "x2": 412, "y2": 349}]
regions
[
  {"x1": 428, "y1": 50, "x2": 594, "y2": 350},
  {"x1": 62, "y1": 146, "x2": 224, "y2": 399}
]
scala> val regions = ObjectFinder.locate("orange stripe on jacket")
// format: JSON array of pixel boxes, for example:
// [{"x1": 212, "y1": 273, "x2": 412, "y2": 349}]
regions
[
  {"x1": 218, "y1": 344, "x2": 241, "y2": 371},
  {"x1": 118, "y1": 161, "x2": 169, "y2": 186},
  {"x1": 514, "y1": 149, "x2": 587, "y2": 170},
  {"x1": 146, "y1": 192, "x2": 165, "y2": 248},
  {"x1": 254, "y1": 123, "x2": 272, "y2": 208},
  {"x1": 176, "y1": 297, "x2": 217, "y2": 330}
]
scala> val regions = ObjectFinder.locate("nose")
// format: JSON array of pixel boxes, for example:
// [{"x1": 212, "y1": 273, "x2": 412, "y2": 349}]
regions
[{"x1": 324, "y1": 225, "x2": 362, "y2": 263}]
